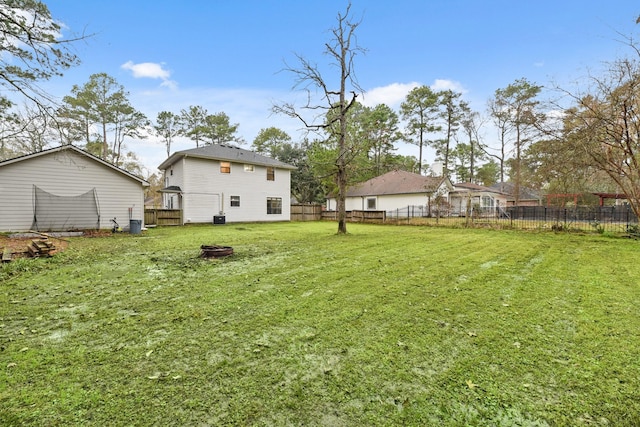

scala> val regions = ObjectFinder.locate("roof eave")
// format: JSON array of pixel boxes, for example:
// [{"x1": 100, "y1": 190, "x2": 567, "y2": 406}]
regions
[
  {"x1": 1, "y1": 145, "x2": 149, "y2": 186},
  {"x1": 158, "y1": 152, "x2": 296, "y2": 171}
]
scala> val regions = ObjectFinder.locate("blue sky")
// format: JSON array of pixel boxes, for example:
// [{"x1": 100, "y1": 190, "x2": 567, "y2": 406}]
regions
[{"x1": 42, "y1": 0, "x2": 639, "y2": 175}]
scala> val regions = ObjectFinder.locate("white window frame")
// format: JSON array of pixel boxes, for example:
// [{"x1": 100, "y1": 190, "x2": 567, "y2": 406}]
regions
[{"x1": 366, "y1": 197, "x2": 376, "y2": 210}]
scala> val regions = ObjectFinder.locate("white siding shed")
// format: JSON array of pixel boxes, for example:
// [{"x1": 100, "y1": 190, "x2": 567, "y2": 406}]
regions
[{"x1": 0, "y1": 145, "x2": 149, "y2": 232}]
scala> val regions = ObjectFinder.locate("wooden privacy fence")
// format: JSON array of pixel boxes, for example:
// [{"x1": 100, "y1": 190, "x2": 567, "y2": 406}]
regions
[
  {"x1": 351, "y1": 210, "x2": 386, "y2": 222},
  {"x1": 144, "y1": 209, "x2": 182, "y2": 226},
  {"x1": 290, "y1": 204, "x2": 323, "y2": 221},
  {"x1": 320, "y1": 210, "x2": 386, "y2": 223}
]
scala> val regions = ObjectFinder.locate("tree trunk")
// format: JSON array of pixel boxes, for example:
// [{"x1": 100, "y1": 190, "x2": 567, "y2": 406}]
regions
[
  {"x1": 336, "y1": 167, "x2": 347, "y2": 233},
  {"x1": 336, "y1": 35, "x2": 349, "y2": 234},
  {"x1": 102, "y1": 122, "x2": 108, "y2": 159}
]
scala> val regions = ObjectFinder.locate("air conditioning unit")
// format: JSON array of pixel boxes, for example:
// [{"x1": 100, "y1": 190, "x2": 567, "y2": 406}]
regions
[{"x1": 213, "y1": 215, "x2": 226, "y2": 225}]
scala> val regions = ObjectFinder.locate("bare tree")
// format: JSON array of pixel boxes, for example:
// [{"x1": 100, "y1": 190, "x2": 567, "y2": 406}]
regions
[
  {"x1": 562, "y1": 52, "x2": 640, "y2": 218},
  {"x1": 0, "y1": 0, "x2": 85, "y2": 112},
  {"x1": 274, "y1": 3, "x2": 364, "y2": 234}
]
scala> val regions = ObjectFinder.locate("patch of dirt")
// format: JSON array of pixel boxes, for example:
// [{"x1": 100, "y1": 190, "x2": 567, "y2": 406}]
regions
[
  {"x1": 0, "y1": 235, "x2": 69, "y2": 258},
  {"x1": 80, "y1": 230, "x2": 112, "y2": 238}
]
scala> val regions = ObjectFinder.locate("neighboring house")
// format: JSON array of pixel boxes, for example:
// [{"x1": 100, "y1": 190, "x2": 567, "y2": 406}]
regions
[
  {"x1": 449, "y1": 182, "x2": 509, "y2": 216},
  {"x1": 158, "y1": 144, "x2": 296, "y2": 224},
  {"x1": 326, "y1": 170, "x2": 453, "y2": 214},
  {"x1": 0, "y1": 145, "x2": 148, "y2": 232},
  {"x1": 490, "y1": 182, "x2": 542, "y2": 206}
]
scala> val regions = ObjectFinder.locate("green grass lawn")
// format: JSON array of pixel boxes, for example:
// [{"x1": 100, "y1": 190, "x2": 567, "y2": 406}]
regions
[{"x1": 2, "y1": 222, "x2": 640, "y2": 426}]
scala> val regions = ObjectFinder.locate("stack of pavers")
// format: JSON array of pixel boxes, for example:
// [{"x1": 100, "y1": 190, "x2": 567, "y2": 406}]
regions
[{"x1": 26, "y1": 239, "x2": 55, "y2": 258}]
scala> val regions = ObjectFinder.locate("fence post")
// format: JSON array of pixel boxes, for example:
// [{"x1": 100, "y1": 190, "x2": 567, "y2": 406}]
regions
[{"x1": 627, "y1": 207, "x2": 630, "y2": 230}]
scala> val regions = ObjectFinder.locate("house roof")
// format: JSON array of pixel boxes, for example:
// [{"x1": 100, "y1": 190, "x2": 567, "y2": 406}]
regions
[
  {"x1": 489, "y1": 182, "x2": 541, "y2": 201},
  {"x1": 158, "y1": 143, "x2": 297, "y2": 171},
  {"x1": 452, "y1": 182, "x2": 507, "y2": 195},
  {"x1": 159, "y1": 185, "x2": 182, "y2": 193},
  {"x1": 0, "y1": 145, "x2": 149, "y2": 186},
  {"x1": 343, "y1": 170, "x2": 447, "y2": 197}
]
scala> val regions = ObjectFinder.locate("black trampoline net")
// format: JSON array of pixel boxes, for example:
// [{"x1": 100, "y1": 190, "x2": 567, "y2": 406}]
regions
[{"x1": 32, "y1": 185, "x2": 100, "y2": 231}]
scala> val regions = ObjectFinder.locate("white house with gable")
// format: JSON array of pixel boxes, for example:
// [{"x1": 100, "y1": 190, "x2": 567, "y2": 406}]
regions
[
  {"x1": 158, "y1": 144, "x2": 296, "y2": 224},
  {"x1": 326, "y1": 170, "x2": 453, "y2": 215}
]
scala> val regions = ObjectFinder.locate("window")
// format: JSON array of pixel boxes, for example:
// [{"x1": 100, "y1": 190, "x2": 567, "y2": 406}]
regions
[
  {"x1": 244, "y1": 164, "x2": 254, "y2": 172},
  {"x1": 266, "y1": 166, "x2": 275, "y2": 181},
  {"x1": 482, "y1": 195, "x2": 494, "y2": 208},
  {"x1": 220, "y1": 161, "x2": 231, "y2": 174},
  {"x1": 267, "y1": 197, "x2": 282, "y2": 214},
  {"x1": 230, "y1": 196, "x2": 240, "y2": 207},
  {"x1": 367, "y1": 198, "x2": 376, "y2": 210}
]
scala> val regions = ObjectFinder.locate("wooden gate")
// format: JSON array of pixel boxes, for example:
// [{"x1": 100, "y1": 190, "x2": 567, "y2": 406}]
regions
[{"x1": 144, "y1": 209, "x2": 182, "y2": 226}]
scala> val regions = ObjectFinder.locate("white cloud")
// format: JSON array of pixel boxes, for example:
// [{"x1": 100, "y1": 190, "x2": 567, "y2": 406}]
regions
[
  {"x1": 361, "y1": 80, "x2": 469, "y2": 110},
  {"x1": 121, "y1": 61, "x2": 177, "y2": 89},
  {"x1": 361, "y1": 82, "x2": 420, "y2": 108},
  {"x1": 159, "y1": 79, "x2": 178, "y2": 90},
  {"x1": 430, "y1": 79, "x2": 467, "y2": 93},
  {"x1": 122, "y1": 61, "x2": 169, "y2": 79}
]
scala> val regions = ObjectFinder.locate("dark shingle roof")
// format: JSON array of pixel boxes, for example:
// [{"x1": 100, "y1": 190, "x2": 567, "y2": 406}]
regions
[
  {"x1": 158, "y1": 143, "x2": 296, "y2": 170},
  {"x1": 489, "y1": 182, "x2": 541, "y2": 201},
  {"x1": 452, "y1": 182, "x2": 507, "y2": 194},
  {"x1": 345, "y1": 170, "x2": 445, "y2": 197}
]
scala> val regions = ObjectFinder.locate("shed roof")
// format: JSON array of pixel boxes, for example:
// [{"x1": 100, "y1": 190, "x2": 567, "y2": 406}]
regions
[
  {"x1": 158, "y1": 143, "x2": 296, "y2": 171},
  {"x1": 0, "y1": 145, "x2": 149, "y2": 186},
  {"x1": 344, "y1": 170, "x2": 447, "y2": 197}
]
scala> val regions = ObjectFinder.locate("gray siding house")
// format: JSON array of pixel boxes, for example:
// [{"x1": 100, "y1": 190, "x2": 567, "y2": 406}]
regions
[
  {"x1": 0, "y1": 145, "x2": 148, "y2": 232},
  {"x1": 158, "y1": 144, "x2": 296, "y2": 224}
]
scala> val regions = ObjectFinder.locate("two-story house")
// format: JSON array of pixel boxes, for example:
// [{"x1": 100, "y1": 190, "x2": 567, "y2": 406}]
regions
[{"x1": 158, "y1": 144, "x2": 296, "y2": 224}]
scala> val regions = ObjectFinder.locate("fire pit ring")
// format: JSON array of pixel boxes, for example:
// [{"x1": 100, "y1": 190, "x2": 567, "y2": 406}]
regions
[{"x1": 200, "y1": 245, "x2": 233, "y2": 258}]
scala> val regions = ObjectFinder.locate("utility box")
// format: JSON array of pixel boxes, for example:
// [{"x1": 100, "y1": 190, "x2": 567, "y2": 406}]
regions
[{"x1": 213, "y1": 215, "x2": 226, "y2": 225}]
